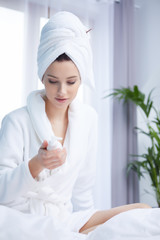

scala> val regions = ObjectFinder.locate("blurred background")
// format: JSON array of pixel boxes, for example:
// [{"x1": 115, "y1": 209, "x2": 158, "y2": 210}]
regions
[{"x1": 0, "y1": 0, "x2": 160, "y2": 209}]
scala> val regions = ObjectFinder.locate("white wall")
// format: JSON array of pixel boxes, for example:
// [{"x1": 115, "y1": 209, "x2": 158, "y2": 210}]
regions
[{"x1": 135, "y1": 0, "x2": 160, "y2": 207}]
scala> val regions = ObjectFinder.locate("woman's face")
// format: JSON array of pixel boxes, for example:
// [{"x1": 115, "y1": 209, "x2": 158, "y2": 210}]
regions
[{"x1": 42, "y1": 60, "x2": 81, "y2": 110}]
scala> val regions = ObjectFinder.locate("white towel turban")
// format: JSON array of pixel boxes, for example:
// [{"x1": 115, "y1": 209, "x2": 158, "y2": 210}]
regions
[{"x1": 37, "y1": 11, "x2": 95, "y2": 89}]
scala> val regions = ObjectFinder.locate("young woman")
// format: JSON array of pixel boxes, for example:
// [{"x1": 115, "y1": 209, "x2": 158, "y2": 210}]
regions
[{"x1": 0, "y1": 11, "x2": 150, "y2": 235}]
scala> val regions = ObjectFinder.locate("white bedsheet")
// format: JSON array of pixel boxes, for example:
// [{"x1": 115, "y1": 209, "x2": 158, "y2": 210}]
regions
[
  {"x1": 88, "y1": 208, "x2": 160, "y2": 240},
  {"x1": 0, "y1": 205, "x2": 85, "y2": 240},
  {"x1": 0, "y1": 206, "x2": 160, "y2": 240}
]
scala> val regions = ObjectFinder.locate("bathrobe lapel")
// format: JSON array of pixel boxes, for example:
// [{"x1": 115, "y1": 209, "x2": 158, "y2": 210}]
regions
[
  {"x1": 67, "y1": 98, "x2": 86, "y2": 169},
  {"x1": 27, "y1": 89, "x2": 56, "y2": 143}
]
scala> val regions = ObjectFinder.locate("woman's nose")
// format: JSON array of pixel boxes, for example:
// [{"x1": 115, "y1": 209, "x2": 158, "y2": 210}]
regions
[{"x1": 58, "y1": 84, "x2": 66, "y2": 96}]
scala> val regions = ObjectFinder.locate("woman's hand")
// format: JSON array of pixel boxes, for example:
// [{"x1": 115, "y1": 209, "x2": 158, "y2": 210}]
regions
[
  {"x1": 38, "y1": 140, "x2": 66, "y2": 170},
  {"x1": 29, "y1": 140, "x2": 67, "y2": 178}
]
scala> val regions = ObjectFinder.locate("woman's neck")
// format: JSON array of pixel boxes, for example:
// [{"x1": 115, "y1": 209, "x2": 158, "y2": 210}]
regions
[
  {"x1": 44, "y1": 98, "x2": 69, "y2": 143},
  {"x1": 45, "y1": 98, "x2": 68, "y2": 123}
]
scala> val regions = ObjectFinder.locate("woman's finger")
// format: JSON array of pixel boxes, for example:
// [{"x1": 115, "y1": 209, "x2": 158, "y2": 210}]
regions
[
  {"x1": 40, "y1": 140, "x2": 48, "y2": 149},
  {"x1": 46, "y1": 148, "x2": 67, "y2": 160}
]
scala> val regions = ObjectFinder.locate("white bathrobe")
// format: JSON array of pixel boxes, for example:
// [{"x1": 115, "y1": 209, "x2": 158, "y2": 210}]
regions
[{"x1": 0, "y1": 89, "x2": 98, "y2": 232}]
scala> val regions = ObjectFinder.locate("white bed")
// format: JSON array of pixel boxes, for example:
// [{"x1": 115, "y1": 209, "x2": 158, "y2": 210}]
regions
[{"x1": 0, "y1": 206, "x2": 160, "y2": 240}]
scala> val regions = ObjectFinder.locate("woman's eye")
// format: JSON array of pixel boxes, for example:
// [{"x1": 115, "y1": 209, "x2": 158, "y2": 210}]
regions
[
  {"x1": 67, "y1": 81, "x2": 76, "y2": 85},
  {"x1": 48, "y1": 79, "x2": 58, "y2": 84}
]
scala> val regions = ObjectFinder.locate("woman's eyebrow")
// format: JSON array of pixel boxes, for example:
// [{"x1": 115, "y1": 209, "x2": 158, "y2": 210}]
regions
[
  {"x1": 47, "y1": 74, "x2": 58, "y2": 79},
  {"x1": 47, "y1": 74, "x2": 78, "y2": 79},
  {"x1": 66, "y1": 76, "x2": 78, "y2": 79}
]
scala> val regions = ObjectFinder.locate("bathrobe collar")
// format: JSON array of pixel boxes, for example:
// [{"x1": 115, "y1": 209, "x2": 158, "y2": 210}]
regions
[{"x1": 26, "y1": 89, "x2": 83, "y2": 144}]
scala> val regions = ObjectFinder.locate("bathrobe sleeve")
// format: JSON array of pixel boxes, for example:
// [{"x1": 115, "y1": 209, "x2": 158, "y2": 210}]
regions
[
  {"x1": 71, "y1": 109, "x2": 98, "y2": 211},
  {"x1": 0, "y1": 112, "x2": 39, "y2": 204}
]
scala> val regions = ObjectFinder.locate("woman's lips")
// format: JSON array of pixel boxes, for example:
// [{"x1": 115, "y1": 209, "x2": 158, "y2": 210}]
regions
[{"x1": 55, "y1": 98, "x2": 68, "y2": 103}]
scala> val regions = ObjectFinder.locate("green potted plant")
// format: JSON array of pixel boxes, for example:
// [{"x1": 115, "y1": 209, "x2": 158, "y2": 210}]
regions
[{"x1": 107, "y1": 85, "x2": 160, "y2": 207}]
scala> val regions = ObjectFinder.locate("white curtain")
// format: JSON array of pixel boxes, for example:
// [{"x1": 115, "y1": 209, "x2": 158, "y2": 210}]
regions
[
  {"x1": 91, "y1": 2, "x2": 114, "y2": 210},
  {"x1": 0, "y1": 0, "x2": 114, "y2": 210},
  {"x1": 0, "y1": 0, "x2": 49, "y2": 120},
  {"x1": 22, "y1": 0, "x2": 48, "y2": 102}
]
